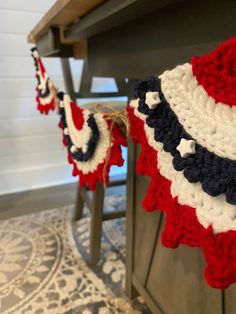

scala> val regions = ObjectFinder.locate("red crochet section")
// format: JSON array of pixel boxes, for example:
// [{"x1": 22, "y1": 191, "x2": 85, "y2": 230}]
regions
[
  {"x1": 59, "y1": 117, "x2": 126, "y2": 191},
  {"x1": 127, "y1": 106, "x2": 236, "y2": 289},
  {"x1": 192, "y1": 36, "x2": 236, "y2": 106},
  {"x1": 36, "y1": 91, "x2": 55, "y2": 115},
  {"x1": 33, "y1": 55, "x2": 55, "y2": 114},
  {"x1": 70, "y1": 101, "x2": 84, "y2": 130},
  {"x1": 37, "y1": 58, "x2": 46, "y2": 76}
]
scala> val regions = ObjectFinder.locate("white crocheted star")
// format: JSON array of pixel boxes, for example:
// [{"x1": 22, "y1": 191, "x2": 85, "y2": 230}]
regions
[
  {"x1": 82, "y1": 145, "x2": 87, "y2": 153},
  {"x1": 63, "y1": 128, "x2": 69, "y2": 135},
  {"x1": 70, "y1": 145, "x2": 77, "y2": 153},
  {"x1": 177, "y1": 139, "x2": 196, "y2": 158},
  {"x1": 145, "y1": 91, "x2": 161, "y2": 109}
]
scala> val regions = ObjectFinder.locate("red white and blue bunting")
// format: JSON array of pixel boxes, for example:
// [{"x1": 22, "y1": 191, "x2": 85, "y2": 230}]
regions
[
  {"x1": 127, "y1": 37, "x2": 236, "y2": 290},
  {"x1": 31, "y1": 37, "x2": 236, "y2": 289},
  {"x1": 31, "y1": 46, "x2": 56, "y2": 114},
  {"x1": 57, "y1": 92, "x2": 126, "y2": 190},
  {"x1": 30, "y1": 47, "x2": 127, "y2": 190}
]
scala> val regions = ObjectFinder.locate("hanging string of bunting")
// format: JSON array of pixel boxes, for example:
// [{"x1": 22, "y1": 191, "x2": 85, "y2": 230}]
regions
[
  {"x1": 30, "y1": 47, "x2": 127, "y2": 190},
  {"x1": 31, "y1": 37, "x2": 236, "y2": 289},
  {"x1": 57, "y1": 92, "x2": 127, "y2": 191}
]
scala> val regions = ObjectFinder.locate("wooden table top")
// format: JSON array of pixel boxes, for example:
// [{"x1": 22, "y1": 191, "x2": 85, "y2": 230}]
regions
[
  {"x1": 28, "y1": 0, "x2": 187, "y2": 60},
  {"x1": 27, "y1": 0, "x2": 236, "y2": 78},
  {"x1": 27, "y1": 0, "x2": 107, "y2": 43}
]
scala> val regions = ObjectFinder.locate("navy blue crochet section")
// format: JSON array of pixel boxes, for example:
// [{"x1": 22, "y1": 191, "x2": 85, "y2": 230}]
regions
[
  {"x1": 58, "y1": 92, "x2": 100, "y2": 162},
  {"x1": 39, "y1": 78, "x2": 51, "y2": 98},
  {"x1": 134, "y1": 77, "x2": 236, "y2": 205}
]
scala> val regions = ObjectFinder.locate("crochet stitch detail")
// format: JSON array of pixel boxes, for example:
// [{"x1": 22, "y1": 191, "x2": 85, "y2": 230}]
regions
[
  {"x1": 128, "y1": 105, "x2": 236, "y2": 289},
  {"x1": 161, "y1": 64, "x2": 236, "y2": 160},
  {"x1": 130, "y1": 99, "x2": 236, "y2": 234},
  {"x1": 192, "y1": 36, "x2": 236, "y2": 106},
  {"x1": 135, "y1": 76, "x2": 236, "y2": 205},
  {"x1": 58, "y1": 93, "x2": 126, "y2": 190}
]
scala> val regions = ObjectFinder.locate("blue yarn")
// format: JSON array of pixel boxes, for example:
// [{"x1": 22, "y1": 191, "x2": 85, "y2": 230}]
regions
[
  {"x1": 58, "y1": 92, "x2": 100, "y2": 162},
  {"x1": 134, "y1": 77, "x2": 236, "y2": 205},
  {"x1": 39, "y1": 78, "x2": 51, "y2": 98}
]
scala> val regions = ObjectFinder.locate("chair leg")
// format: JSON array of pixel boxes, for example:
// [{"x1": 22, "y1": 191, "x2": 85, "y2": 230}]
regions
[
  {"x1": 89, "y1": 182, "x2": 105, "y2": 265},
  {"x1": 74, "y1": 185, "x2": 85, "y2": 221}
]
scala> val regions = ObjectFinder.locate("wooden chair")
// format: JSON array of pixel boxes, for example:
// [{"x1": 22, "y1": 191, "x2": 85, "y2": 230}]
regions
[
  {"x1": 60, "y1": 58, "x2": 128, "y2": 264},
  {"x1": 75, "y1": 178, "x2": 126, "y2": 265}
]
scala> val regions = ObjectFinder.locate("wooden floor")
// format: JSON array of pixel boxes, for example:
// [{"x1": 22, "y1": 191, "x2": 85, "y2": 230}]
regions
[
  {"x1": 0, "y1": 181, "x2": 126, "y2": 221},
  {"x1": 0, "y1": 183, "x2": 77, "y2": 220}
]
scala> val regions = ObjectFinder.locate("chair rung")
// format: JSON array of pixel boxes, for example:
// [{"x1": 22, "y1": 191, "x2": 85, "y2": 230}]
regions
[
  {"x1": 102, "y1": 209, "x2": 126, "y2": 221},
  {"x1": 108, "y1": 179, "x2": 126, "y2": 188}
]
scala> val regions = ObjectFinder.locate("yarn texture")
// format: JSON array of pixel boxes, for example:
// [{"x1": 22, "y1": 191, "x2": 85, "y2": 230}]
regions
[
  {"x1": 192, "y1": 37, "x2": 236, "y2": 106},
  {"x1": 128, "y1": 37, "x2": 236, "y2": 289},
  {"x1": 30, "y1": 45, "x2": 127, "y2": 190},
  {"x1": 135, "y1": 76, "x2": 236, "y2": 205},
  {"x1": 128, "y1": 104, "x2": 236, "y2": 289},
  {"x1": 161, "y1": 63, "x2": 236, "y2": 160},
  {"x1": 58, "y1": 93, "x2": 126, "y2": 190}
]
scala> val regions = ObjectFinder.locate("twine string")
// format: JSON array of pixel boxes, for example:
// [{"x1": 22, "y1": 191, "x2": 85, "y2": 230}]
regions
[
  {"x1": 95, "y1": 104, "x2": 130, "y2": 187},
  {"x1": 49, "y1": 82, "x2": 58, "y2": 103}
]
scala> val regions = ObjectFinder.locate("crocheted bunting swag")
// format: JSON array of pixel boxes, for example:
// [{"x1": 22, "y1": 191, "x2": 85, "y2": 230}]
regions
[
  {"x1": 58, "y1": 93, "x2": 127, "y2": 190},
  {"x1": 127, "y1": 39, "x2": 236, "y2": 289},
  {"x1": 31, "y1": 47, "x2": 56, "y2": 114}
]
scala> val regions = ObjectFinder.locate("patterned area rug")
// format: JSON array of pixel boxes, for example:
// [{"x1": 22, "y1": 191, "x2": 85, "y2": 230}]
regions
[{"x1": 0, "y1": 194, "x2": 149, "y2": 314}]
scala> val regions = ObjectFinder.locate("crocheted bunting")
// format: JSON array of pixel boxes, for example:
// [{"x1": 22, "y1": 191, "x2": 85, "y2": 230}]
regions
[
  {"x1": 127, "y1": 38, "x2": 236, "y2": 289},
  {"x1": 31, "y1": 46, "x2": 56, "y2": 114},
  {"x1": 58, "y1": 93, "x2": 127, "y2": 191},
  {"x1": 134, "y1": 76, "x2": 236, "y2": 205}
]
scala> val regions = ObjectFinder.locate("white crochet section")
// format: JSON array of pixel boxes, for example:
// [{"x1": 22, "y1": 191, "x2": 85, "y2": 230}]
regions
[
  {"x1": 130, "y1": 99, "x2": 236, "y2": 234},
  {"x1": 35, "y1": 54, "x2": 54, "y2": 106},
  {"x1": 74, "y1": 112, "x2": 110, "y2": 174},
  {"x1": 38, "y1": 80, "x2": 54, "y2": 105},
  {"x1": 37, "y1": 71, "x2": 48, "y2": 95},
  {"x1": 160, "y1": 63, "x2": 236, "y2": 160},
  {"x1": 63, "y1": 96, "x2": 92, "y2": 150},
  {"x1": 39, "y1": 93, "x2": 53, "y2": 105}
]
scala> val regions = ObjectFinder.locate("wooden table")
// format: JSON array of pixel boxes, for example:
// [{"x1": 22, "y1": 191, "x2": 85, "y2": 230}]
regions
[{"x1": 28, "y1": 1, "x2": 236, "y2": 313}]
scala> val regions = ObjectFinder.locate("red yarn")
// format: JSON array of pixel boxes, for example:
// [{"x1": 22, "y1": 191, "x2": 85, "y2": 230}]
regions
[
  {"x1": 36, "y1": 92, "x2": 55, "y2": 115},
  {"x1": 70, "y1": 101, "x2": 84, "y2": 130},
  {"x1": 34, "y1": 56, "x2": 55, "y2": 114},
  {"x1": 37, "y1": 57, "x2": 46, "y2": 76},
  {"x1": 59, "y1": 114, "x2": 127, "y2": 191},
  {"x1": 192, "y1": 36, "x2": 236, "y2": 106},
  {"x1": 128, "y1": 106, "x2": 236, "y2": 289}
]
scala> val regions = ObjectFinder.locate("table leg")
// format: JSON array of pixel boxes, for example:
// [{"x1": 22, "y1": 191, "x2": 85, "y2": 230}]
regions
[
  {"x1": 126, "y1": 79, "x2": 138, "y2": 299},
  {"x1": 126, "y1": 138, "x2": 138, "y2": 299},
  {"x1": 89, "y1": 182, "x2": 105, "y2": 265},
  {"x1": 74, "y1": 186, "x2": 85, "y2": 221},
  {"x1": 60, "y1": 58, "x2": 76, "y2": 101}
]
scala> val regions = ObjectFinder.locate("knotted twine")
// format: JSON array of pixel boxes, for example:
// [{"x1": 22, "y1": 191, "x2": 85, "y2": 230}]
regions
[{"x1": 95, "y1": 104, "x2": 130, "y2": 187}]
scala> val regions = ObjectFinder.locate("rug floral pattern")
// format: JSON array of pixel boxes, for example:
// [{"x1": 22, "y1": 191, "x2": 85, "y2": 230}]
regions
[{"x1": 0, "y1": 195, "x2": 149, "y2": 314}]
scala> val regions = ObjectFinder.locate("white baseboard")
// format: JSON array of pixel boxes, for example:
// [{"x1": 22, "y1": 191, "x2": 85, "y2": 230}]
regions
[
  {"x1": 0, "y1": 162, "x2": 127, "y2": 196},
  {"x1": 0, "y1": 163, "x2": 77, "y2": 195}
]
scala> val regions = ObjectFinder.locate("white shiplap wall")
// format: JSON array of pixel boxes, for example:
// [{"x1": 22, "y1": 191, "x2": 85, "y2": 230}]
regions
[
  {"x1": 0, "y1": 0, "x2": 127, "y2": 195},
  {"x1": 0, "y1": 0, "x2": 73, "y2": 195}
]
